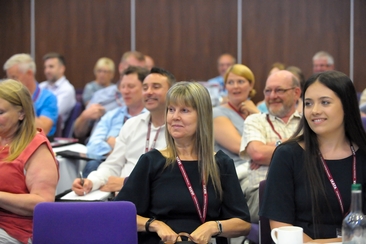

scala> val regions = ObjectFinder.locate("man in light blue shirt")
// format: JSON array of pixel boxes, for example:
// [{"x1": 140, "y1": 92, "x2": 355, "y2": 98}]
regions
[
  {"x1": 83, "y1": 66, "x2": 149, "y2": 177},
  {"x1": 208, "y1": 53, "x2": 236, "y2": 95},
  {"x1": 73, "y1": 51, "x2": 147, "y2": 140}
]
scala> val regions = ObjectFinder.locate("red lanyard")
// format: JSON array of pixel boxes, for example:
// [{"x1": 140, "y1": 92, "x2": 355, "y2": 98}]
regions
[
  {"x1": 266, "y1": 114, "x2": 282, "y2": 140},
  {"x1": 319, "y1": 144, "x2": 357, "y2": 217},
  {"x1": 145, "y1": 119, "x2": 162, "y2": 153},
  {"x1": 228, "y1": 102, "x2": 245, "y2": 119},
  {"x1": 32, "y1": 85, "x2": 41, "y2": 103},
  {"x1": 176, "y1": 156, "x2": 208, "y2": 223}
]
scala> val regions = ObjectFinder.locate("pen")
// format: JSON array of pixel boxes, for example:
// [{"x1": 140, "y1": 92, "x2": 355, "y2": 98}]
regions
[{"x1": 79, "y1": 171, "x2": 84, "y2": 186}]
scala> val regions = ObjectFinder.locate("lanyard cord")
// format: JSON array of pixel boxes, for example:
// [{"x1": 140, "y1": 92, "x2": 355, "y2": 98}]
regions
[
  {"x1": 266, "y1": 114, "x2": 282, "y2": 140},
  {"x1": 176, "y1": 156, "x2": 207, "y2": 223},
  {"x1": 32, "y1": 85, "x2": 41, "y2": 103},
  {"x1": 319, "y1": 143, "x2": 356, "y2": 217},
  {"x1": 145, "y1": 119, "x2": 162, "y2": 153},
  {"x1": 228, "y1": 102, "x2": 245, "y2": 120}
]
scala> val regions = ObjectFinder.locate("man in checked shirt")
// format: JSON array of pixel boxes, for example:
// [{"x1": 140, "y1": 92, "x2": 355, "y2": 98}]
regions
[{"x1": 239, "y1": 70, "x2": 302, "y2": 223}]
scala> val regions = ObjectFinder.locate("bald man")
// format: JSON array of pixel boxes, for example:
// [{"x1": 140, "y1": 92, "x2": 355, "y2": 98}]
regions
[{"x1": 239, "y1": 70, "x2": 302, "y2": 223}]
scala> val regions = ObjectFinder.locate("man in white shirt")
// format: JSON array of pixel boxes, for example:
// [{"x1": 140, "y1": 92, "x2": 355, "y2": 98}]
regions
[
  {"x1": 40, "y1": 52, "x2": 76, "y2": 128},
  {"x1": 72, "y1": 67, "x2": 176, "y2": 195},
  {"x1": 240, "y1": 70, "x2": 302, "y2": 223}
]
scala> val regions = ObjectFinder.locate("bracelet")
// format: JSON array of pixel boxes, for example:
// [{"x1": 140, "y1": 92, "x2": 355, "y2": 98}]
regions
[
  {"x1": 145, "y1": 217, "x2": 156, "y2": 233},
  {"x1": 212, "y1": 220, "x2": 222, "y2": 237}
]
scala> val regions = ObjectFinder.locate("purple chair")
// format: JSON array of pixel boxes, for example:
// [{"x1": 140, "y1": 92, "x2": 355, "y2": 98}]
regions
[
  {"x1": 259, "y1": 180, "x2": 272, "y2": 244},
  {"x1": 53, "y1": 115, "x2": 63, "y2": 138},
  {"x1": 33, "y1": 201, "x2": 137, "y2": 244},
  {"x1": 62, "y1": 101, "x2": 83, "y2": 138},
  {"x1": 76, "y1": 88, "x2": 84, "y2": 103}
]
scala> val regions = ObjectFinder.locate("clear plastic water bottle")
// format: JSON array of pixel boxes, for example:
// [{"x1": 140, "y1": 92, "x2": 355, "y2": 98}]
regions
[{"x1": 342, "y1": 184, "x2": 366, "y2": 243}]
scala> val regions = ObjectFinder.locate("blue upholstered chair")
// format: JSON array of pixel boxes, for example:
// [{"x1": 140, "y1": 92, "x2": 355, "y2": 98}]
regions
[{"x1": 33, "y1": 201, "x2": 137, "y2": 244}]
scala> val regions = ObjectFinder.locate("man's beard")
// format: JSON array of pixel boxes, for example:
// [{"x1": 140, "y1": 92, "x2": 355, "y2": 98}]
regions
[{"x1": 268, "y1": 100, "x2": 292, "y2": 118}]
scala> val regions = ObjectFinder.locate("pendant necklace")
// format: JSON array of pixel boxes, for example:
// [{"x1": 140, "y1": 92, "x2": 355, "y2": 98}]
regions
[{"x1": 0, "y1": 144, "x2": 9, "y2": 155}]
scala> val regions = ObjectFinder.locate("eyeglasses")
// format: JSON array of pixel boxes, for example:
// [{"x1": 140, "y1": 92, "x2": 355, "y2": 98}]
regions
[{"x1": 263, "y1": 87, "x2": 295, "y2": 96}]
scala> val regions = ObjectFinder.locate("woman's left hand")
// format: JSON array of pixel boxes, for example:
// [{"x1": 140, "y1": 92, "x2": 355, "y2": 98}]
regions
[{"x1": 190, "y1": 221, "x2": 218, "y2": 244}]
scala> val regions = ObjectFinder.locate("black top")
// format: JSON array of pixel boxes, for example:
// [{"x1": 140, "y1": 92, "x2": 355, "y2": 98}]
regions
[
  {"x1": 115, "y1": 149, "x2": 250, "y2": 244},
  {"x1": 260, "y1": 141, "x2": 366, "y2": 239}
]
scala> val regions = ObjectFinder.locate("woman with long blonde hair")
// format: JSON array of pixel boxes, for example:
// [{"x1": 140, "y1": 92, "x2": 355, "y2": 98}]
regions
[
  {"x1": 0, "y1": 79, "x2": 58, "y2": 244},
  {"x1": 116, "y1": 82, "x2": 251, "y2": 244}
]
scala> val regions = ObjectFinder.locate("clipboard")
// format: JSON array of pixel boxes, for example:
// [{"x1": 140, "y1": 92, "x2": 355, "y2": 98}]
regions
[{"x1": 55, "y1": 189, "x2": 113, "y2": 202}]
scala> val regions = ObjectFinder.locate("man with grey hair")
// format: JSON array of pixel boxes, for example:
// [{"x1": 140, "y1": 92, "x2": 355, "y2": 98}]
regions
[
  {"x1": 239, "y1": 70, "x2": 302, "y2": 223},
  {"x1": 312, "y1": 51, "x2": 335, "y2": 73},
  {"x1": 4, "y1": 53, "x2": 58, "y2": 136}
]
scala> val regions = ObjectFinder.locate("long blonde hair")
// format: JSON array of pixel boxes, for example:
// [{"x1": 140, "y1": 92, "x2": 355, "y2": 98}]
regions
[
  {"x1": 164, "y1": 82, "x2": 222, "y2": 199},
  {"x1": 0, "y1": 79, "x2": 36, "y2": 161}
]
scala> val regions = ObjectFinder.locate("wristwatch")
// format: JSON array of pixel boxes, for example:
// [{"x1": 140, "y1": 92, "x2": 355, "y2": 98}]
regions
[
  {"x1": 275, "y1": 140, "x2": 282, "y2": 147},
  {"x1": 145, "y1": 217, "x2": 156, "y2": 233},
  {"x1": 212, "y1": 220, "x2": 222, "y2": 237}
]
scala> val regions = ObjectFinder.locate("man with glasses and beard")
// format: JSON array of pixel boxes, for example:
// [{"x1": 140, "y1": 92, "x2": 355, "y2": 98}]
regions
[{"x1": 239, "y1": 70, "x2": 301, "y2": 223}]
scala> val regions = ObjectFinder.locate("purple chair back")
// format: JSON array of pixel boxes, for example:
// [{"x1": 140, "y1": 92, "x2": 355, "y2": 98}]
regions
[
  {"x1": 259, "y1": 180, "x2": 272, "y2": 244},
  {"x1": 76, "y1": 88, "x2": 84, "y2": 103},
  {"x1": 54, "y1": 115, "x2": 63, "y2": 138},
  {"x1": 62, "y1": 101, "x2": 83, "y2": 138},
  {"x1": 33, "y1": 201, "x2": 137, "y2": 244}
]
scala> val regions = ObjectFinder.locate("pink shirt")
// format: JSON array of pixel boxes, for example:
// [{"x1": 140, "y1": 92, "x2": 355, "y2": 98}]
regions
[{"x1": 0, "y1": 130, "x2": 58, "y2": 244}]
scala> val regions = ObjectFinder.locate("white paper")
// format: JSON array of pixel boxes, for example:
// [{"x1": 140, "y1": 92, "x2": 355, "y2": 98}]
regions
[
  {"x1": 53, "y1": 143, "x2": 87, "y2": 154},
  {"x1": 61, "y1": 190, "x2": 111, "y2": 201}
]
